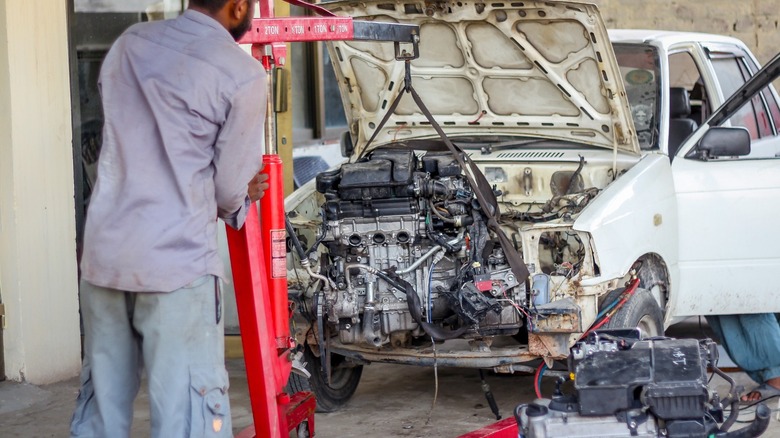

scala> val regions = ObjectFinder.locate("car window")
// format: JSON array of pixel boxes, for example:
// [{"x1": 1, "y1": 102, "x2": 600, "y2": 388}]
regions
[
  {"x1": 669, "y1": 51, "x2": 710, "y2": 126},
  {"x1": 712, "y1": 56, "x2": 749, "y2": 97},
  {"x1": 739, "y1": 55, "x2": 780, "y2": 137},
  {"x1": 703, "y1": 80, "x2": 780, "y2": 160},
  {"x1": 741, "y1": 82, "x2": 780, "y2": 159},
  {"x1": 669, "y1": 52, "x2": 701, "y2": 89},
  {"x1": 762, "y1": 87, "x2": 780, "y2": 133},
  {"x1": 663, "y1": 51, "x2": 709, "y2": 158},
  {"x1": 711, "y1": 56, "x2": 766, "y2": 139},
  {"x1": 613, "y1": 44, "x2": 661, "y2": 150}
]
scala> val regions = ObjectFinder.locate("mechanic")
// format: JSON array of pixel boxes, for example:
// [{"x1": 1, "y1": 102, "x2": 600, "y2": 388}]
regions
[
  {"x1": 706, "y1": 314, "x2": 780, "y2": 403},
  {"x1": 69, "y1": 0, "x2": 266, "y2": 436}
]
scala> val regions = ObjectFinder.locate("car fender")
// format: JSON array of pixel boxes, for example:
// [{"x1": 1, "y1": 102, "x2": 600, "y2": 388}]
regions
[{"x1": 573, "y1": 153, "x2": 679, "y2": 320}]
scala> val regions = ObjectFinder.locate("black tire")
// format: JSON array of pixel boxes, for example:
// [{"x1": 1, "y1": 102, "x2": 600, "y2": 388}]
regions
[
  {"x1": 286, "y1": 344, "x2": 363, "y2": 413},
  {"x1": 600, "y1": 287, "x2": 664, "y2": 337}
]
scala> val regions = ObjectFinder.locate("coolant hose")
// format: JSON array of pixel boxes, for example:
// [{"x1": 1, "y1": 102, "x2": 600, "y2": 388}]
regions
[
  {"x1": 380, "y1": 270, "x2": 468, "y2": 341},
  {"x1": 425, "y1": 219, "x2": 461, "y2": 253},
  {"x1": 712, "y1": 363, "x2": 740, "y2": 432},
  {"x1": 285, "y1": 216, "x2": 306, "y2": 260},
  {"x1": 715, "y1": 403, "x2": 770, "y2": 438}
]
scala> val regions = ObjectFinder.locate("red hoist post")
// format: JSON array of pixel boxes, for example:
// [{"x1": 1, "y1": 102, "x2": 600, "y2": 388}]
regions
[{"x1": 224, "y1": 1, "x2": 419, "y2": 437}]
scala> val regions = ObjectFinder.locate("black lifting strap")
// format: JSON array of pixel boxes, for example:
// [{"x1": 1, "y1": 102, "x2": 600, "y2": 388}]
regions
[{"x1": 364, "y1": 60, "x2": 531, "y2": 284}]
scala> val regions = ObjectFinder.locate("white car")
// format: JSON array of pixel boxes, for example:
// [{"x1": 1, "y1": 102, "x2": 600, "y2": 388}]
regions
[{"x1": 283, "y1": 0, "x2": 780, "y2": 410}]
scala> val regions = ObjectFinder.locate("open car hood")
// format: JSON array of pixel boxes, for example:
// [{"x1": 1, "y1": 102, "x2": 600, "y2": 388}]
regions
[{"x1": 322, "y1": 0, "x2": 639, "y2": 157}]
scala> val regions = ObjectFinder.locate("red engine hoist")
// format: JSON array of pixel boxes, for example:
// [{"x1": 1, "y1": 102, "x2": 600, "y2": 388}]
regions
[{"x1": 224, "y1": 1, "x2": 419, "y2": 436}]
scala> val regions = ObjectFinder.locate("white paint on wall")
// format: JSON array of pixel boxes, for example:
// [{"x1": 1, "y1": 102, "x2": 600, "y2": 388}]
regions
[{"x1": 0, "y1": 0, "x2": 81, "y2": 384}]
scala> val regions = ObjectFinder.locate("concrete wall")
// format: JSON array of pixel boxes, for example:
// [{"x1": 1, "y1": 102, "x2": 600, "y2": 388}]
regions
[
  {"x1": 592, "y1": 0, "x2": 780, "y2": 65},
  {"x1": 0, "y1": 0, "x2": 81, "y2": 384}
]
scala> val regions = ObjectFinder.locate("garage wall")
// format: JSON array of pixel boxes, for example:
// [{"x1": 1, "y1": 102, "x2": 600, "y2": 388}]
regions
[
  {"x1": 593, "y1": 0, "x2": 780, "y2": 65},
  {"x1": 0, "y1": 0, "x2": 81, "y2": 384}
]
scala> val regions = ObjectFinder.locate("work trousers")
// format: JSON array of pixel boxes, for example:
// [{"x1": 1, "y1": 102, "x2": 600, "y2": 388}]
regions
[
  {"x1": 70, "y1": 276, "x2": 232, "y2": 438},
  {"x1": 706, "y1": 313, "x2": 780, "y2": 385}
]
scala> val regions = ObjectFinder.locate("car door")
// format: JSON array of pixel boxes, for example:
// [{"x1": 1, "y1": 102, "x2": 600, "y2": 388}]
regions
[{"x1": 670, "y1": 50, "x2": 780, "y2": 316}]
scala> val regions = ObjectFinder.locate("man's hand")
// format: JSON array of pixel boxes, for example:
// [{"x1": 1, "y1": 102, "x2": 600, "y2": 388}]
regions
[{"x1": 248, "y1": 167, "x2": 270, "y2": 202}]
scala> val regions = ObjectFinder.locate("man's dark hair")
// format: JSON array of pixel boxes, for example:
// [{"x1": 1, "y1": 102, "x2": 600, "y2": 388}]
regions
[{"x1": 189, "y1": 0, "x2": 230, "y2": 13}]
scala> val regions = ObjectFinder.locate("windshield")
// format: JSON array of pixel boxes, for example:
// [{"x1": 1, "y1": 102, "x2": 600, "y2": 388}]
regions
[{"x1": 613, "y1": 44, "x2": 662, "y2": 150}]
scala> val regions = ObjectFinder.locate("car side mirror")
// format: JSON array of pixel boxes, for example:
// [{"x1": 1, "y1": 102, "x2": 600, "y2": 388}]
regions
[
  {"x1": 695, "y1": 126, "x2": 751, "y2": 159},
  {"x1": 340, "y1": 130, "x2": 354, "y2": 158}
]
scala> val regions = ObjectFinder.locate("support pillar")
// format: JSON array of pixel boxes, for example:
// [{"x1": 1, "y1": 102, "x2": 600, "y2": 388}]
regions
[{"x1": 0, "y1": 0, "x2": 81, "y2": 383}]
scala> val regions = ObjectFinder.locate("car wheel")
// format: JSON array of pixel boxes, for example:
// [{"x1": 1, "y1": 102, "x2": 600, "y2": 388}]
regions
[
  {"x1": 600, "y1": 287, "x2": 664, "y2": 337},
  {"x1": 286, "y1": 344, "x2": 363, "y2": 413},
  {"x1": 636, "y1": 254, "x2": 669, "y2": 311}
]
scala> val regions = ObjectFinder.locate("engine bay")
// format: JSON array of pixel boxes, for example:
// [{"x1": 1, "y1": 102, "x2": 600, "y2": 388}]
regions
[{"x1": 286, "y1": 142, "x2": 640, "y2": 361}]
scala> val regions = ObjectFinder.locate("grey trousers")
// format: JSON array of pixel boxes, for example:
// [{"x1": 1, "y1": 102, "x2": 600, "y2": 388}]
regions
[{"x1": 70, "y1": 276, "x2": 232, "y2": 438}]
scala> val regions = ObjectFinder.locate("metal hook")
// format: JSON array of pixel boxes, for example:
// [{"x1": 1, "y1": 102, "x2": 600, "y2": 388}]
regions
[{"x1": 394, "y1": 33, "x2": 420, "y2": 61}]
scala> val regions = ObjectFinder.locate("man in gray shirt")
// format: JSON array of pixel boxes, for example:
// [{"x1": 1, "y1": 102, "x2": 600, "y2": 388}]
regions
[{"x1": 70, "y1": 0, "x2": 264, "y2": 436}]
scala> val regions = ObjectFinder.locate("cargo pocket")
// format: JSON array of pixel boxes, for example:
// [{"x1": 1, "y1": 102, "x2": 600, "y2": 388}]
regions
[{"x1": 190, "y1": 365, "x2": 232, "y2": 438}]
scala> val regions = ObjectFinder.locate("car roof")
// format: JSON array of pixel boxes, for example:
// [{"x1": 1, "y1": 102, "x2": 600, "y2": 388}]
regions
[{"x1": 608, "y1": 29, "x2": 748, "y2": 50}]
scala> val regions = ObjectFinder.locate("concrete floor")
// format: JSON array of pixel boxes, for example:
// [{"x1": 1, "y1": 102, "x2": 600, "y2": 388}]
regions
[{"x1": 1, "y1": 321, "x2": 779, "y2": 437}]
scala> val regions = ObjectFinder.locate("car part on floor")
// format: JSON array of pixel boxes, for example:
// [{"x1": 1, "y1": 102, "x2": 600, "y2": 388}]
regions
[{"x1": 514, "y1": 332, "x2": 770, "y2": 438}]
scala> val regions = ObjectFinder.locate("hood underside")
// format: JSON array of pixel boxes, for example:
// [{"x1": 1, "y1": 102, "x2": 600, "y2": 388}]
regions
[{"x1": 322, "y1": 0, "x2": 639, "y2": 157}]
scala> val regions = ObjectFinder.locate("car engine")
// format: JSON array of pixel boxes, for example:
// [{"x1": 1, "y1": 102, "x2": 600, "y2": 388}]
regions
[
  {"x1": 516, "y1": 332, "x2": 770, "y2": 438},
  {"x1": 308, "y1": 147, "x2": 527, "y2": 347}
]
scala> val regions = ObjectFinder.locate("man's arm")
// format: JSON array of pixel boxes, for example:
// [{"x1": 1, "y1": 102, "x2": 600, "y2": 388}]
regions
[{"x1": 214, "y1": 73, "x2": 267, "y2": 229}]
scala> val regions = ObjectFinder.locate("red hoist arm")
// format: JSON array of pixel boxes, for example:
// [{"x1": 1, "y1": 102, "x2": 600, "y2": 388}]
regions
[{"x1": 224, "y1": 1, "x2": 419, "y2": 437}]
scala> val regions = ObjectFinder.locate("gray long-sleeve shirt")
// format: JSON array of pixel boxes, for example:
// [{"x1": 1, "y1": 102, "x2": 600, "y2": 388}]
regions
[{"x1": 80, "y1": 10, "x2": 266, "y2": 292}]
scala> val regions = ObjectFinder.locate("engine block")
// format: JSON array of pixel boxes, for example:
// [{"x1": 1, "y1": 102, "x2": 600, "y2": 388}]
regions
[{"x1": 313, "y1": 148, "x2": 525, "y2": 347}]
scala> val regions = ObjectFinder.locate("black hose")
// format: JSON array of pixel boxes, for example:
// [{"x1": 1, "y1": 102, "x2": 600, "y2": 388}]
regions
[
  {"x1": 429, "y1": 199, "x2": 457, "y2": 223},
  {"x1": 303, "y1": 211, "x2": 328, "y2": 258},
  {"x1": 712, "y1": 364, "x2": 739, "y2": 431},
  {"x1": 715, "y1": 403, "x2": 770, "y2": 438},
  {"x1": 314, "y1": 291, "x2": 329, "y2": 381},
  {"x1": 425, "y1": 218, "x2": 461, "y2": 252},
  {"x1": 285, "y1": 214, "x2": 327, "y2": 260},
  {"x1": 285, "y1": 216, "x2": 307, "y2": 260},
  {"x1": 379, "y1": 270, "x2": 468, "y2": 341}
]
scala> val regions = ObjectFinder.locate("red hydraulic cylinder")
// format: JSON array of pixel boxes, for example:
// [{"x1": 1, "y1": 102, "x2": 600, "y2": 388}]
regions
[
  {"x1": 229, "y1": 37, "x2": 310, "y2": 437},
  {"x1": 228, "y1": 160, "x2": 314, "y2": 438},
  {"x1": 260, "y1": 154, "x2": 293, "y2": 391},
  {"x1": 225, "y1": 203, "x2": 282, "y2": 438}
]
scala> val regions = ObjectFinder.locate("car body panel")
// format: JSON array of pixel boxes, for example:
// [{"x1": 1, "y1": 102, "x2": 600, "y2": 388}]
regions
[
  {"x1": 670, "y1": 53, "x2": 780, "y2": 315},
  {"x1": 672, "y1": 153, "x2": 780, "y2": 315},
  {"x1": 573, "y1": 153, "x2": 678, "y2": 314},
  {"x1": 322, "y1": 0, "x2": 639, "y2": 156}
]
